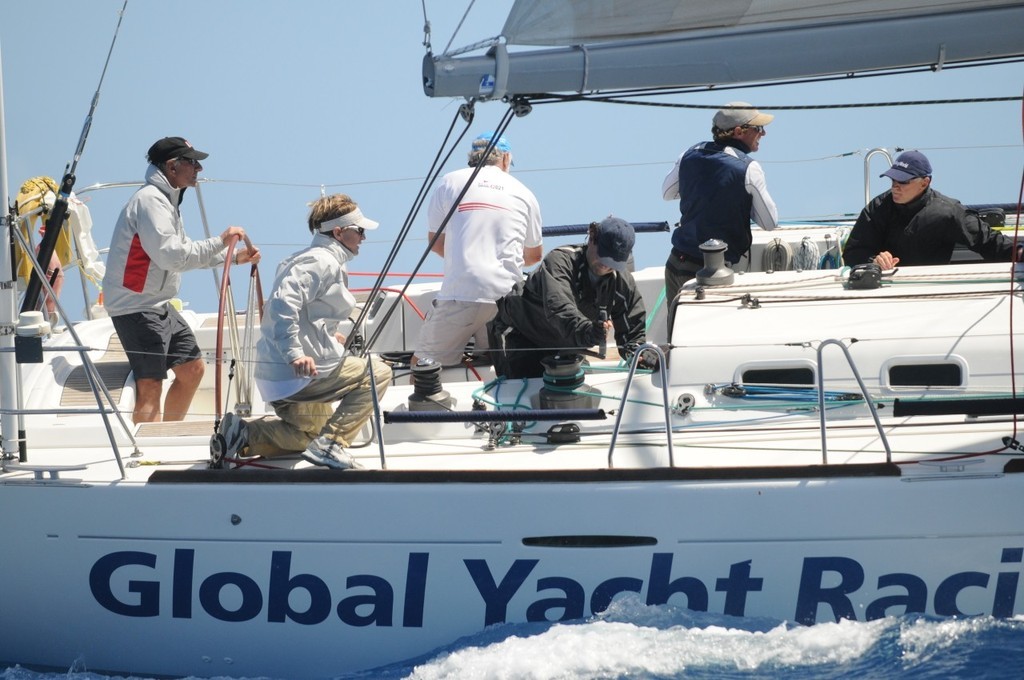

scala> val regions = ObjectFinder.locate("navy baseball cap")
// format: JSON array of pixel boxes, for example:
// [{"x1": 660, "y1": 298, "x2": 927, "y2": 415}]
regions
[
  {"x1": 594, "y1": 216, "x2": 635, "y2": 272},
  {"x1": 881, "y1": 150, "x2": 932, "y2": 182}
]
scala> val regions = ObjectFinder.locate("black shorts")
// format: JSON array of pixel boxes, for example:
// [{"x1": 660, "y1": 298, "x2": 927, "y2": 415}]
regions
[{"x1": 111, "y1": 305, "x2": 202, "y2": 380}]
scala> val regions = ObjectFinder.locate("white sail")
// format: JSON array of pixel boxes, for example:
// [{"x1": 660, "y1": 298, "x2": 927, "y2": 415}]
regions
[{"x1": 423, "y1": 0, "x2": 1024, "y2": 99}]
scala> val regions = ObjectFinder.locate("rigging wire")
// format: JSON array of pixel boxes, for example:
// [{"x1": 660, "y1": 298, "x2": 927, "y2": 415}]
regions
[
  {"x1": 541, "y1": 93, "x2": 1023, "y2": 112},
  {"x1": 762, "y1": 96, "x2": 1023, "y2": 111},
  {"x1": 519, "y1": 58, "x2": 1024, "y2": 109},
  {"x1": 359, "y1": 105, "x2": 520, "y2": 354},
  {"x1": 165, "y1": 140, "x2": 1019, "y2": 193},
  {"x1": 442, "y1": 0, "x2": 477, "y2": 56},
  {"x1": 419, "y1": 0, "x2": 431, "y2": 51},
  {"x1": 346, "y1": 105, "x2": 480, "y2": 353},
  {"x1": 1006, "y1": 82, "x2": 1024, "y2": 443},
  {"x1": 20, "y1": 0, "x2": 129, "y2": 315}
]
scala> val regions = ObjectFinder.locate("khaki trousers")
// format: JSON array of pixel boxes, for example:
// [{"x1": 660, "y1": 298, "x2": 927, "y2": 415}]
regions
[{"x1": 246, "y1": 356, "x2": 391, "y2": 457}]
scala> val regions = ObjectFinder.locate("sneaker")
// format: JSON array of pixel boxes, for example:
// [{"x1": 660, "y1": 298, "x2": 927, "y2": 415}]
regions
[
  {"x1": 302, "y1": 435, "x2": 363, "y2": 470},
  {"x1": 219, "y1": 412, "x2": 249, "y2": 458}
]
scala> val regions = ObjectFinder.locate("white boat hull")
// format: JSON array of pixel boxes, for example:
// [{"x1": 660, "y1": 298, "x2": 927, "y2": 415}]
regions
[{"x1": 1, "y1": 465, "x2": 1022, "y2": 677}]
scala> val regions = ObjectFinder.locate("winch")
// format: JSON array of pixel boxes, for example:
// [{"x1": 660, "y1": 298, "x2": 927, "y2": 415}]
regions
[
  {"x1": 407, "y1": 358, "x2": 454, "y2": 411},
  {"x1": 536, "y1": 354, "x2": 599, "y2": 410}
]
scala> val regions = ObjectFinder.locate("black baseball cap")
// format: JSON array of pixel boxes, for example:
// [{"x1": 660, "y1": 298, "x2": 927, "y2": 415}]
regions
[{"x1": 146, "y1": 136, "x2": 209, "y2": 164}]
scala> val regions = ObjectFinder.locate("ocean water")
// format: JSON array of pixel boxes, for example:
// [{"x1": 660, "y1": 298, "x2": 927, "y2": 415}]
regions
[{"x1": 4, "y1": 595, "x2": 1024, "y2": 679}]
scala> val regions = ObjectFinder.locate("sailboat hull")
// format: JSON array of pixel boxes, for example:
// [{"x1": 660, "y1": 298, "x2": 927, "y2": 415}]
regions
[{"x1": 1, "y1": 467, "x2": 1022, "y2": 677}]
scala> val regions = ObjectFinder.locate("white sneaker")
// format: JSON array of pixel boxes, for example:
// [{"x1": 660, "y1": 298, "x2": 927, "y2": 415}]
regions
[
  {"x1": 302, "y1": 435, "x2": 363, "y2": 470},
  {"x1": 218, "y1": 412, "x2": 249, "y2": 458}
]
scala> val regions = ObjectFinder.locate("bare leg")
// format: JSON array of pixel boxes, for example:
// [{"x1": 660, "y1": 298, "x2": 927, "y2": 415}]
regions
[
  {"x1": 43, "y1": 254, "x2": 64, "y2": 319},
  {"x1": 133, "y1": 378, "x2": 165, "y2": 424},
  {"x1": 164, "y1": 358, "x2": 205, "y2": 421}
]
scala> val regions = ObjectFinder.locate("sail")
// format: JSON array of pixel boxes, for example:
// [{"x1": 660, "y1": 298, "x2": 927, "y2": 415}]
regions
[
  {"x1": 423, "y1": 0, "x2": 1024, "y2": 99},
  {"x1": 500, "y1": 0, "x2": 1023, "y2": 46}
]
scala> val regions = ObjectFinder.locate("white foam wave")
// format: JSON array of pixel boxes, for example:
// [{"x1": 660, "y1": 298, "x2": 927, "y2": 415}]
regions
[{"x1": 406, "y1": 596, "x2": 890, "y2": 679}]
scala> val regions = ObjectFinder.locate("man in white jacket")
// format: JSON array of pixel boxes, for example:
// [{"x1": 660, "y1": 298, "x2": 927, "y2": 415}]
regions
[
  {"x1": 103, "y1": 136, "x2": 260, "y2": 423},
  {"x1": 217, "y1": 194, "x2": 392, "y2": 469}
]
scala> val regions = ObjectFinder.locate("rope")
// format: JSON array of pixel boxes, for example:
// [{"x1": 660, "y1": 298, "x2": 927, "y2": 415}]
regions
[
  {"x1": 792, "y1": 236, "x2": 820, "y2": 271},
  {"x1": 761, "y1": 238, "x2": 792, "y2": 272}
]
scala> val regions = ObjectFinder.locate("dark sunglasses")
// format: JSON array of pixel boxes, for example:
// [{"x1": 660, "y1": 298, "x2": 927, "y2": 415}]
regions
[{"x1": 740, "y1": 124, "x2": 765, "y2": 134}]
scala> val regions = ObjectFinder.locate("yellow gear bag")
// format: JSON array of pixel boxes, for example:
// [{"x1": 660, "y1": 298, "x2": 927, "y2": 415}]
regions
[{"x1": 14, "y1": 176, "x2": 73, "y2": 284}]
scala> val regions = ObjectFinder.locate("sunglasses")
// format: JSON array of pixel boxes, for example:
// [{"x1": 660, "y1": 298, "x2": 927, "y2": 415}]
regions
[
  {"x1": 344, "y1": 226, "x2": 366, "y2": 237},
  {"x1": 892, "y1": 177, "x2": 925, "y2": 186},
  {"x1": 740, "y1": 125, "x2": 765, "y2": 134},
  {"x1": 177, "y1": 157, "x2": 201, "y2": 167}
]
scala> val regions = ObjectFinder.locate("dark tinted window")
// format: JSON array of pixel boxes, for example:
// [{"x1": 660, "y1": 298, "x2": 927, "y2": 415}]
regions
[
  {"x1": 741, "y1": 367, "x2": 815, "y2": 385},
  {"x1": 888, "y1": 363, "x2": 962, "y2": 387}
]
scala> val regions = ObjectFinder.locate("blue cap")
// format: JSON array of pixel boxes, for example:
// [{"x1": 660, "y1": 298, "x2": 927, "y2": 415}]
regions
[
  {"x1": 594, "y1": 217, "x2": 635, "y2": 272},
  {"x1": 473, "y1": 131, "x2": 511, "y2": 153},
  {"x1": 881, "y1": 150, "x2": 932, "y2": 182}
]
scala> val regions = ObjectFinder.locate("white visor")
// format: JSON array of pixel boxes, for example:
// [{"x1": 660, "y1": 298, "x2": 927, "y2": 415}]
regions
[{"x1": 319, "y1": 207, "x2": 380, "y2": 233}]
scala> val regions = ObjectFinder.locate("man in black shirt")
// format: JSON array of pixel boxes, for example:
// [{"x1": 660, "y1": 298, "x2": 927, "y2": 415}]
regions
[
  {"x1": 843, "y1": 150, "x2": 1018, "y2": 268},
  {"x1": 489, "y1": 217, "x2": 649, "y2": 379}
]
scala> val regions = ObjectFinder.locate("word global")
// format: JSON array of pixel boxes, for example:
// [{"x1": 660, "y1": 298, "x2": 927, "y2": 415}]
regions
[{"x1": 90, "y1": 548, "x2": 1024, "y2": 626}]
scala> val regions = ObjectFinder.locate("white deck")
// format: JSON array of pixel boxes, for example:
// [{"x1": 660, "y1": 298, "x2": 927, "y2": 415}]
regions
[{"x1": 3, "y1": 259, "x2": 1021, "y2": 484}]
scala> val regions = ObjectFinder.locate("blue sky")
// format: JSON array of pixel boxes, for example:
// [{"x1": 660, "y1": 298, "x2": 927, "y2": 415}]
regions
[{"x1": 2, "y1": 1, "x2": 1021, "y2": 319}]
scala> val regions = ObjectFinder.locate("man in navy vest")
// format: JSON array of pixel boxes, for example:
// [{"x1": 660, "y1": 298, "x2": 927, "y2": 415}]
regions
[{"x1": 661, "y1": 102, "x2": 778, "y2": 336}]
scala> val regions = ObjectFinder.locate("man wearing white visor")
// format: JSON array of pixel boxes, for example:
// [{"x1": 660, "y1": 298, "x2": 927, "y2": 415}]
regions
[{"x1": 216, "y1": 194, "x2": 392, "y2": 469}]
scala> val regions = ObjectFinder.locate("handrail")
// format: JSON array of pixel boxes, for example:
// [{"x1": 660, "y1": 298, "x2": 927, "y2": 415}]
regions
[
  {"x1": 816, "y1": 338, "x2": 891, "y2": 464},
  {"x1": 863, "y1": 147, "x2": 893, "y2": 206},
  {"x1": 607, "y1": 342, "x2": 674, "y2": 469},
  {"x1": 5, "y1": 228, "x2": 137, "y2": 477}
]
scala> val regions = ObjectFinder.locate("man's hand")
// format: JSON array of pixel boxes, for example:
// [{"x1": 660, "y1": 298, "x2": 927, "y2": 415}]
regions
[
  {"x1": 220, "y1": 225, "x2": 261, "y2": 265},
  {"x1": 291, "y1": 356, "x2": 317, "y2": 378},
  {"x1": 637, "y1": 349, "x2": 659, "y2": 371},
  {"x1": 220, "y1": 225, "x2": 246, "y2": 245},
  {"x1": 589, "y1": 318, "x2": 612, "y2": 346},
  {"x1": 236, "y1": 247, "x2": 261, "y2": 265},
  {"x1": 872, "y1": 251, "x2": 900, "y2": 269}
]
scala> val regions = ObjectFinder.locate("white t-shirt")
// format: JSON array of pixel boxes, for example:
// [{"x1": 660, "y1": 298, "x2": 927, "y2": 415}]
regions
[{"x1": 428, "y1": 164, "x2": 543, "y2": 302}]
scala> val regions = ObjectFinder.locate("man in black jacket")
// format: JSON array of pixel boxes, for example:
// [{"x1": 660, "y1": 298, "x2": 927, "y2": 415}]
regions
[
  {"x1": 843, "y1": 150, "x2": 1018, "y2": 268},
  {"x1": 488, "y1": 216, "x2": 649, "y2": 379}
]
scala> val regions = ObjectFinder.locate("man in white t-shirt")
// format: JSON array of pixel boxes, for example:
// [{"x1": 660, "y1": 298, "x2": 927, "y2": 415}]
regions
[{"x1": 412, "y1": 131, "x2": 543, "y2": 366}]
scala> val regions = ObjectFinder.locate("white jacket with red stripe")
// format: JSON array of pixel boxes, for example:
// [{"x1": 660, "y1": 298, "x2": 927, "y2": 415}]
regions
[{"x1": 101, "y1": 164, "x2": 226, "y2": 316}]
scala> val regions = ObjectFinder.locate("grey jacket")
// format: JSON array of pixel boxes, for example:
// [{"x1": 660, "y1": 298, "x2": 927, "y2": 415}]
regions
[
  {"x1": 102, "y1": 165, "x2": 226, "y2": 316},
  {"x1": 255, "y1": 234, "x2": 357, "y2": 385}
]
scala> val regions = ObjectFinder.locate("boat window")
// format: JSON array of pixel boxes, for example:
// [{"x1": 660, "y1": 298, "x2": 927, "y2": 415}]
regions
[
  {"x1": 740, "y1": 366, "x2": 815, "y2": 385},
  {"x1": 880, "y1": 355, "x2": 968, "y2": 389},
  {"x1": 888, "y1": 363, "x2": 963, "y2": 387}
]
